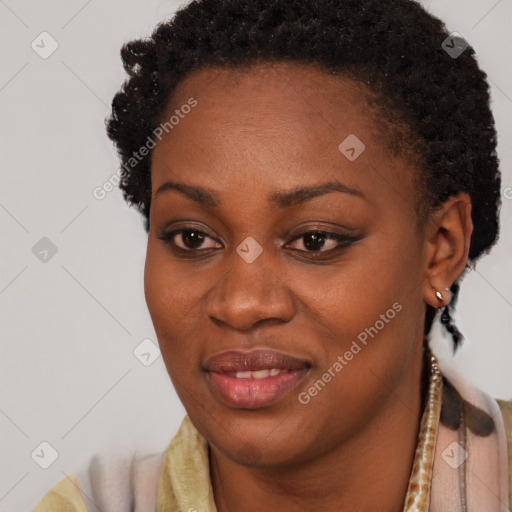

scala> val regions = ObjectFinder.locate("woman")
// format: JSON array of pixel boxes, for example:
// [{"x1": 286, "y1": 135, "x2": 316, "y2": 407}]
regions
[{"x1": 32, "y1": 0, "x2": 511, "y2": 510}]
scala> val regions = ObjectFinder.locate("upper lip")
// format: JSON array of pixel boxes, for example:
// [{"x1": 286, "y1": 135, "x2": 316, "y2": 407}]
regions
[{"x1": 204, "y1": 349, "x2": 311, "y2": 373}]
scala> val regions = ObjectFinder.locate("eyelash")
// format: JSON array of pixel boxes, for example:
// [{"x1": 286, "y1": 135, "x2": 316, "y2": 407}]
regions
[{"x1": 157, "y1": 227, "x2": 361, "y2": 258}]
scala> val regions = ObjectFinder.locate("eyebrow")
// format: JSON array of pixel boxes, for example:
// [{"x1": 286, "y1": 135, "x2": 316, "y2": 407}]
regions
[{"x1": 154, "y1": 180, "x2": 365, "y2": 208}]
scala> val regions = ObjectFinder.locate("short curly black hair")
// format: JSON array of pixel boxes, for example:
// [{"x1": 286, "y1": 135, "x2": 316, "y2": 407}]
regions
[{"x1": 106, "y1": 0, "x2": 501, "y2": 348}]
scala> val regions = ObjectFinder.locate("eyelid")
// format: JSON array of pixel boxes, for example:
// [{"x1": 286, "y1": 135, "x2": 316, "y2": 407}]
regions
[
  {"x1": 157, "y1": 220, "x2": 220, "y2": 240},
  {"x1": 286, "y1": 228, "x2": 357, "y2": 242}
]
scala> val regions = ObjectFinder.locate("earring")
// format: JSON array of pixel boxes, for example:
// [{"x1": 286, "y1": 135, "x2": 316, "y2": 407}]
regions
[{"x1": 435, "y1": 287, "x2": 451, "y2": 306}]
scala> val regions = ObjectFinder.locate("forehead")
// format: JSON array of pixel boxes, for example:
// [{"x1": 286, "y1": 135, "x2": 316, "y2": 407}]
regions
[
  {"x1": 162, "y1": 62, "x2": 377, "y2": 143},
  {"x1": 151, "y1": 62, "x2": 417, "y2": 215}
]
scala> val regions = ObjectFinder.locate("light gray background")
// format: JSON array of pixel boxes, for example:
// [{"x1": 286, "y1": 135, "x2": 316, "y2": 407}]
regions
[{"x1": 1, "y1": 1, "x2": 511, "y2": 510}]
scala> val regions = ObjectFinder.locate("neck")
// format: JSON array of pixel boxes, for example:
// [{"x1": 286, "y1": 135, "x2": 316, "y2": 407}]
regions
[{"x1": 210, "y1": 345, "x2": 429, "y2": 512}]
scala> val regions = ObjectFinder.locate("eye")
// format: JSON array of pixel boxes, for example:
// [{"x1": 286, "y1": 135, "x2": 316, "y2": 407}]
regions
[
  {"x1": 158, "y1": 226, "x2": 361, "y2": 258},
  {"x1": 158, "y1": 228, "x2": 222, "y2": 252},
  {"x1": 286, "y1": 230, "x2": 359, "y2": 253}
]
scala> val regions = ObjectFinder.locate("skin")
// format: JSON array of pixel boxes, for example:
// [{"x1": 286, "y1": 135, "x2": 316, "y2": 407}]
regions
[{"x1": 145, "y1": 62, "x2": 472, "y2": 512}]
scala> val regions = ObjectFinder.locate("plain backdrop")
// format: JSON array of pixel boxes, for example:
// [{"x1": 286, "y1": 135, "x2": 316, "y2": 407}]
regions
[{"x1": 1, "y1": 0, "x2": 511, "y2": 510}]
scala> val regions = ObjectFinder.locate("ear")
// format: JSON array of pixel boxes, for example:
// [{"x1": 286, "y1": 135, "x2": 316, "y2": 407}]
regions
[{"x1": 422, "y1": 192, "x2": 473, "y2": 308}]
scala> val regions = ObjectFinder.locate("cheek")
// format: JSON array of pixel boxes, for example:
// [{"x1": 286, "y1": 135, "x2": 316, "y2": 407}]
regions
[
  {"x1": 144, "y1": 247, "x2": 176, "y2": 332},
  {"x1": 293, "y1": 226, "x2": 424, "y2": 398},
  {"x1": 143, "y1": 242, "x2": 200, "y2": 365},
  {"x1": 144, "y1": 236, "x2": 209, "y2": 321},
  {"x1": 293, "y1": 229, "x2": 421, "y2": 339}
]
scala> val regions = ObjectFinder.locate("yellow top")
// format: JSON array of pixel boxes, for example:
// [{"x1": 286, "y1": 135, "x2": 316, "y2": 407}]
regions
[
  {"x1": 31, "y1": 400, "x2": 512, "y2": 512},
  {"x1": 501, "y1": 399, "x2": 512, "y2": 505}
]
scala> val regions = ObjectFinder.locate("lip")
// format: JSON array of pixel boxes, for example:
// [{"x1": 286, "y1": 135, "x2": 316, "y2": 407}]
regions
[{"x1": 204, "y1": 349, "x2": 311, "y2": 409}]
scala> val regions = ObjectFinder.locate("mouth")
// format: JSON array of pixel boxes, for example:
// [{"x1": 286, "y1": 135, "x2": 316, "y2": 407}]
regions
[{"x1": 204, "y1": 349, "x2": 311, "y2": 409}]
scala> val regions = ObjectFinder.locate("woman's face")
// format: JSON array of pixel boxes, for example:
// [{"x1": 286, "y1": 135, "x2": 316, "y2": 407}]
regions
[{"x1": 145, "y1": 62, "x2": 429, "y2": 466}]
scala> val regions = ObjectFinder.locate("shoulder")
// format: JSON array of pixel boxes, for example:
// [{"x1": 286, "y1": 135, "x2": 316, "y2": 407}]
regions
[
  {"x1": 30, "y1": 418, "x2": 201, "y2": 512},
  {"x1": 31, "y1": 474, "x2": 88, "y2": 512},
  {"x1": 31, "y1": 451, "x2": 163, "y2": 512}
]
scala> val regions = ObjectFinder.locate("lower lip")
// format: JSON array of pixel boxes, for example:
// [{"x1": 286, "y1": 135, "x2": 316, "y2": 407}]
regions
[{"x1": 207, "y1": 369, "x2": 309, "y2": 409}]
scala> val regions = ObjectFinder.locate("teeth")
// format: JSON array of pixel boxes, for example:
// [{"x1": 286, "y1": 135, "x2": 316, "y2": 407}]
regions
[
  {"x1": 234, "y1": 369, "x2": 283, "y2": 379},
  {"x1": 252, "y1": 369, "x2": 270, "y2": 379},
  {"x1": 235, "y1": 371, "x2": 252, "y2": 379}
]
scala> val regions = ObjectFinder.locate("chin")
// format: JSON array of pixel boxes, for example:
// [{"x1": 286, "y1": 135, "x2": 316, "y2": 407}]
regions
[{"x1": 195, "y1": 405, "x2": 321, "y2": 466}]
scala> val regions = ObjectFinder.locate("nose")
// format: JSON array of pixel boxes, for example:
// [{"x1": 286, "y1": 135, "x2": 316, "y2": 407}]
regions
[{"x1": 205, "y1": 246, "x2": 295, "y2": 331}]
